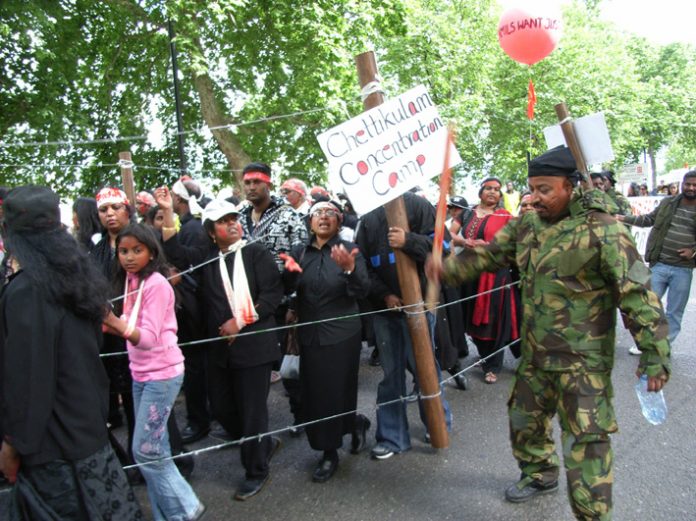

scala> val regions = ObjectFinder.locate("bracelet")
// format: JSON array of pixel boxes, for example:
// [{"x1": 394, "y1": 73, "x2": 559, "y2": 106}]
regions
[
  {"x1": 162, "y1": 226, "x2": 177, "y2": 232},
  {"x1": 343, "y1": 269, "x2": 353, "y2": 275}
]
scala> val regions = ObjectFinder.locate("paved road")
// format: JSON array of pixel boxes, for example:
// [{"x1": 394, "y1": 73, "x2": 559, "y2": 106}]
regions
[{"x1": 2, "y1": 283, "x2": 695, "y2": 520}]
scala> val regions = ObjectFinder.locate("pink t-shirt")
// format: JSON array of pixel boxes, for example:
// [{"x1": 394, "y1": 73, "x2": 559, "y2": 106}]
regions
[{"x1": 123, "y1": 271, "x2": 184, "y2": 382}]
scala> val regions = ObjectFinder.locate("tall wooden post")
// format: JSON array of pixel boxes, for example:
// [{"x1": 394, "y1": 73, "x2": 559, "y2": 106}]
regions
[
  {"x1": 119, "y1": 151, "x2": 136, "y2": 206},
  {"x1": 554, "y1": 103, "x2": 590, "y2": 190},
  {"x1": 355, "y1": 51, "x2": 448, "y2": 449}
]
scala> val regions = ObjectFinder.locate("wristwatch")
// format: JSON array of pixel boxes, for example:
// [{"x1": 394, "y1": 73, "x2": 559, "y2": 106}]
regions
[{"x1": 343, "y1": 269, "x2": 353, "y2": 275}]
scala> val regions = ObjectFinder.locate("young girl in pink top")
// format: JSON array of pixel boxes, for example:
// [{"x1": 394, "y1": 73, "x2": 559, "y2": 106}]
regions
[{"x1": 103, "y1": 224, "x2": 205, "y2": 521}]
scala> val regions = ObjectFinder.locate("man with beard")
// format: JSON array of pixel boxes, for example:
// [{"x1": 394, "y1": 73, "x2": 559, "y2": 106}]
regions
[
  {"x1": 428, "y1": 146, "x2": 670, "y2": 521},
  {"x1": 617, "y1": 169, "x2": 696, "y2": 346}
]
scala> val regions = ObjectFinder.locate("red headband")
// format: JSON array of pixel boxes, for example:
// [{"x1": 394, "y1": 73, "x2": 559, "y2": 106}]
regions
[{"x1": 243, "y1": 171, "x2": 272, "y2": 184}]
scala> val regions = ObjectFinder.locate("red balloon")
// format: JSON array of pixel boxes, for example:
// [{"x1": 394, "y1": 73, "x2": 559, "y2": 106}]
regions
[{"x1": 498, "y1": 2, "x2": 563, "y2": 66}]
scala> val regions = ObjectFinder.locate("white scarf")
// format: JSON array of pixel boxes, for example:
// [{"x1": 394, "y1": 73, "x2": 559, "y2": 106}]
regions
[
  {"x1": 219, "y1": 240, "x2": 259, "y2": 330},
  {"x1": 121, "y1": 275, "x2": 145, "y2": 338}
]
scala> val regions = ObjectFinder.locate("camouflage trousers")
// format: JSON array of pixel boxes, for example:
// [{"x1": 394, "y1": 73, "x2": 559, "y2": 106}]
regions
[{"x1": 508, "y1": 364, "x2": 618, "y2": 521}]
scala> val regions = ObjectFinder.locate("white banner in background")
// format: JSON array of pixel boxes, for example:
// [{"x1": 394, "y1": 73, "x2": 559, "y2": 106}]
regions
[
  {"x1": 627, "y1": 196, "x2": 663, "y2": 257},
  {"x1": 317, "y1": 85, "x2": 462, "y2": 215}
]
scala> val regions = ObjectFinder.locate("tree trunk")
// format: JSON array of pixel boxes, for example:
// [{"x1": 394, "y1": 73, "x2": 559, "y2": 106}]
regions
[
  {"x1": 648, "y1": 144, "x2": 658, "y2": 192},
  {"x1": 192, "y1": 71, "x2": 251, "y2": 188}
]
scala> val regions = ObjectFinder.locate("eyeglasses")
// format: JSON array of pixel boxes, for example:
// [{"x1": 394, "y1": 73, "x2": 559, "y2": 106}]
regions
[{"x1": 311, "y1": 209, "x2": 339, "y2": 218}]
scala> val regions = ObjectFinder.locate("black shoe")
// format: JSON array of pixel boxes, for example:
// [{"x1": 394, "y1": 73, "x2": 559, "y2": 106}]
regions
[
  {"x1": 234, "y1": 475, "x2": 270, "y2": 501},
  {"x1": 233, "y1": 436, "x2": 280, "y2": 500},
  {"x1": 174, "y1": 450, "x2": 195, "y2": 480},
  {"x1": 453, "y1": 373, "x2": 468, "y2": 390},
  {"x1": 181, "y1": 424, "x2": 210, "y2": 444},
  {"x1": 369, "y1": 348, "x2": 380, "y2": 366},
  {"x1": 350, "y1": 414, "x2": 371, "y2": 454},
  {"x1": 312, "y1": 457, "x2": 338, "y2": 483},
  {"x1": 505, "y1": 476, "x2": 559, "y2": 503},
  {"x1": 449, "y1": 362, "x2": 468, "y2": 391}
]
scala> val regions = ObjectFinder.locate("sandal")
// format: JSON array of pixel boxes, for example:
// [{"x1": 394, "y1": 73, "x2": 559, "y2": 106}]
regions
[{"x1": 484, "y1": 372, "x2": 498, "y2": 384}]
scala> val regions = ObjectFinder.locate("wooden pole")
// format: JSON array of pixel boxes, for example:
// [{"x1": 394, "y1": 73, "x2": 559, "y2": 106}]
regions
[
  {"x1": 355, "y1": 51, "x2": 448, "y2": 449},
  {"x1": 119, "y1": 151, "x2": 136, "y2": 206},
  {"x1": 554, "y1": 103, "x2": 590, "y2": 190}
]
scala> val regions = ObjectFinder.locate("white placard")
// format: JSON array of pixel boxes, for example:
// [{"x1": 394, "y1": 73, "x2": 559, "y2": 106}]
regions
[
  {"x1": 317, "y1": 85, "x2": 462, "y2": 215},
  {"x1": 618, "y1": 163, "x2": 650, "y2": 183},
  {"x1": 543, "y1": 112, "x2": 615, "y2": 165}
]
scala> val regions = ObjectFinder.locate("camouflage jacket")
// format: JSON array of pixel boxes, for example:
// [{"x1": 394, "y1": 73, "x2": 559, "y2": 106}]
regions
[
  {"x1": 443, "y1": 189, "x2": 670, "y2": 377},
  {"x1": 606, "y1": 188, "x2": 632, "y2": 216}
]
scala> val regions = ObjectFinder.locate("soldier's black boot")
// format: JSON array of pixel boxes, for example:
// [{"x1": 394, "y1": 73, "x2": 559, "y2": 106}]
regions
[{"x1": 505, "y1": 475, "x2": 559, "y2": 503}]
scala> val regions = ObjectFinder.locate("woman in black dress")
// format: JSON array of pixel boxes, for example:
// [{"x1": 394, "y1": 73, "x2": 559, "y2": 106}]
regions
[
  {"x1": 0, "y1": 186, "x2": 141, "y2": 519},
  {"x1": 283, "y1": 200, "x2": 371, "y2": 483}
]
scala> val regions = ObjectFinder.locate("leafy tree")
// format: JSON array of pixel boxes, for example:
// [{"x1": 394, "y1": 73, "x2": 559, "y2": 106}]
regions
[
  {"x1": 1, "y1": 0, "x2": 694, "y2": 200},
  {"x1": 626, "y1": 38, "x2": 696, "y2": 183},
  {"x1": 0, "y1": 0, "x2": 408, "y2": 196}
]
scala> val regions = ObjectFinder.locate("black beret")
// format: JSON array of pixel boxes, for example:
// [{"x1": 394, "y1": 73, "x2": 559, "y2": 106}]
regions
[
  {"x1": 528, "y1": 146, "x2": 578, "y2": 178},
  {"x1": 4, "y1": 185, "x2": 61, "y2": 234}
]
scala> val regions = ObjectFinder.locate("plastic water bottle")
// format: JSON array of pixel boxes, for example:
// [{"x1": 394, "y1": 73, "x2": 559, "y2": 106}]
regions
[{"x1": 634, "y1": 374, "x2": 667, "y2": 425}]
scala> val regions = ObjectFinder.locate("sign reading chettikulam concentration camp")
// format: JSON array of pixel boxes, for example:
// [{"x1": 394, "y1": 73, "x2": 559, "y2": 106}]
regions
[{"x1": 317, "y1": 84, "x2": 462, "y2": 215}]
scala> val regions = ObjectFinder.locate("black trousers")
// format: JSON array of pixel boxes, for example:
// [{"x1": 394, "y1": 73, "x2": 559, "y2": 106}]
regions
[
  {"x1": 208, "y1": 361, "x2": 273, "y2": 479},
  {"x1": 472, "y1": 337, "x2": 504, "y2": 374},
  {"x1": 181, "y1": 343, "x2": 211, "y2": 430}
]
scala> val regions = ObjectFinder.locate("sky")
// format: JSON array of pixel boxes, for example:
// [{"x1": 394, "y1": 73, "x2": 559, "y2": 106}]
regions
[{"x1": 599, "y1": 0, "x2": 696, "y2": 45}]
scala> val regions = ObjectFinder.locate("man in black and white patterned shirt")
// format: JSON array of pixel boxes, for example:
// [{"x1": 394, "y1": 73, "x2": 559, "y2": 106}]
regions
[
  {"x1": 239, "y1": 162, "x2": 308, "y2": 426},
  {"x1": 618, "y1": 169, "x2": 696, "y2": 346},
  {"x1": 239, "y1": 162, "x2": 308, "y2": 270}
]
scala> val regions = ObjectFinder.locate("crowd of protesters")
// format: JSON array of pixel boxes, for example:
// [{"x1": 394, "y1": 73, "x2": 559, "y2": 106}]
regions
[{"x1": 0, "y1": 158, "x2": 687, "y2": 520}]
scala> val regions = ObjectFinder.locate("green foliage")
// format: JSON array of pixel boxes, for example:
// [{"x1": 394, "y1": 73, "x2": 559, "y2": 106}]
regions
[{"x1": 0, "y1": 0, "x2": 694, "y2": 198}]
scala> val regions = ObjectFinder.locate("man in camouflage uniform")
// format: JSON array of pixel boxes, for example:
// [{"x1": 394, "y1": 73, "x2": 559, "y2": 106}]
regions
[
  {"x1": 430, "y1": 146, "x2": 670, "y2": 521},
  {"x1": 602, "y1": 171, "x2": 632, "y2": 216}
]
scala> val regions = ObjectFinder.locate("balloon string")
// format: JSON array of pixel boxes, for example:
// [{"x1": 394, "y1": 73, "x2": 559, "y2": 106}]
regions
[{"x1": 527, "y1": 66, "x2": 534, "y2": 157}]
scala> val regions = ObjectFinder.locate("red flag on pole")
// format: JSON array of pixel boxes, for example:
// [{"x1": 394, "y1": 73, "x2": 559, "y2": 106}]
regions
[
  {"x1": 425, "y1": 126, "x2": 455, "y2": 310},
  {"x1": 527, "y1": 79, "x2": 537, "y2": 120}
]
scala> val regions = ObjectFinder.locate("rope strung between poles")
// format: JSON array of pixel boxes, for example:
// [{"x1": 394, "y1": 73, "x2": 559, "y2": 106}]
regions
[
  {"x1": 117, "y1": 338, "x2": 520, "y2": 471},
  {"x1": 0, "y1": 108, "x2": 327, "y2": 149},
  {"x1": 100, "y1": 281, "x2": 521, "y2": 358},
  {"x1": 0, "y1": 336, "x2": 521, "y2": 487}
]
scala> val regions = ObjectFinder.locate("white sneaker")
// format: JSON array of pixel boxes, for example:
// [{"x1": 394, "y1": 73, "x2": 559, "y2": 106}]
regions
[{"x1": 628, "y1": 345, "x2": 642, "y2": 356}]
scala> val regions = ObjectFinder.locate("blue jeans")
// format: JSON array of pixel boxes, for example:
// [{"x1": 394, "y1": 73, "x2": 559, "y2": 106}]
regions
[
  {"x1": 373, "y1": 311, "x2": 452, "y2": 452},
  {"x1": 651, "y1": 262, "x2": 693, "y2": 343},
  {"x1": 132, "y1": 374, "x2": 200, "y2": 521}
]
